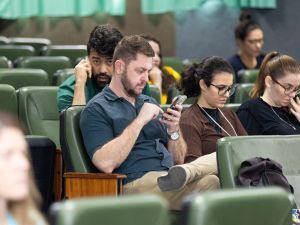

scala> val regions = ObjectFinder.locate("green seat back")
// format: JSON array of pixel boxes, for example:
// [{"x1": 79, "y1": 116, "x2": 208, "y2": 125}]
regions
[
  {"x1": 60, "y1": 106, "x2": 97, "y2": 172},
  {"x1": 16, "y1": 56, "x2": 72, "y2": 85},
  {"x1": 53, "y1": 68, "x2": 74, "y2": 86},
  {"x1": 0, "y1": 84, "x2": 17, "y2": 115},
  {"x1": 162, "y1": 57, "x2": 185, "y2": 73},
  {"x1": 224, "y1": 103, "x2": 241, "y2": 112},
  {"x1": 166, "y1": 86, "x2": 196, "y2": 105},
  {"x1": 0, "y1": 45, "x2": 35, "y2": 62},
  {"x1": 0, "y1": 56, "x2": 9, "y2": 68},
  {"x1": 232, "y1": 83, "x2": 254, "y2": 103},
  {"x1": 50, "y1": 195, "x2": 169, "y2": 225},
  {"x1": 9, "y1": 37, "x2": 51, "y2": 55},
  {"x1": 18, "y1": 86, "x2": 60, "y2": 148},
  {"x1": 0, "y1": 36, "x2": 9, "y2": 44},
  {"x1": 41, "y1": 45, "x2": 87, "y2": 67},
  {"x1": 217, "y1": 135, "x2": 300, "y2": 206},
  {"x1": 238, "y1": 69, "x2": 259, "y2": 83},
  {"x1": 0, "y1": 68, "x2": 49, "y2": 89},
  {"x1": 150, "y1": 84, "x2": 161, "y2": 103},
  {"x1": 181, "y1": 188, "x2": 292, "y2": 225}
]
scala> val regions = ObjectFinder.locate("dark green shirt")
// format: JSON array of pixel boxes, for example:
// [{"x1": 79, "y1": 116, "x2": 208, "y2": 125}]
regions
[{"x1": 57, "y1": 75, "x2": 151, "y2": 112}]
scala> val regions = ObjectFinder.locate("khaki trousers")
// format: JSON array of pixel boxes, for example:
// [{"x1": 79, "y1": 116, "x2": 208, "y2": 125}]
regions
[{"x1": 123, "y1": 152, "x2": 219, "y2": 210}]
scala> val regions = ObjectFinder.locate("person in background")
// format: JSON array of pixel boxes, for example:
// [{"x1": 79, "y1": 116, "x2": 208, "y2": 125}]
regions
[
  {"x1": 140, "y1": 34, "x2": 181, "y2": 104},
  {"x1": 80, "y1": 35, "x2": 219, "y2": 210},
  {"x1": 0, "y1": 113, "x2": 46, "y2": 225},
  {"x1": 237, "y1": 51, "x2": 300, "y2": 135},
  {"x1": 57, "y1": 24, "x2": 150, "y2": 112},
  {"x1": 179, "y1": 56, "x2": 247, "y2": 163},
  {"x1": 228, "y1": 12, "x2": 265, "y2": 82}
]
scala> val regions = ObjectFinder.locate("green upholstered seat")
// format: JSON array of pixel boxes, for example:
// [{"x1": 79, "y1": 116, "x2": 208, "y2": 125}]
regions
[
  {"x1": 53, "y1": 68, "x2": 74, "y2": 86},
  {"x1": 0, "y1": 36, "x2": 9, "y2": 44},
  {"x1": 224, "y1": 103, "x2": 241, "y2": 112},
  {"x1": 18, "y1": 86, "x2": 60, "y2": 148},
  {"x1": 0, "y1": 68, "x2": 49, "y2": 89},
  {"x1": 217, "y1": 135, "x2": 300, "y2": 206},
  {"x1": 181, "y1": 188, "x2": 292, "y2": 225},
  {"x1": 0, "y1": 84, "x2": 17, "y2": 115},
  {"x1": 0, "y1": 56, "x2": 9, "y2": 68},
  {"x1": 0, "y1": 45, "x2": 35, "y2": 63},
  {"x1": 231, "y1": 83, "x2": 254, "y2": 103},
  {"x1": 16, "y1": 56, "x2": 72, "y2": 85},
  {"x1": 150, "y1": 84, "x2": 161, "y2": 103},
  {"x1": 50, "y1": 195, "x2": 169, "y2": 225},
  {"x1": 41, "y1": 45, "x2": 87, "y2": 67},
  {"x1": 162, "y1": 57, "x2": 185, "y2": 73},
  {"x1": 238, "y1": 69, "x2": 259, "y2": 83},
  {"x1": 9, "y1": 37, "x2": 51, "y2": 55},
  {"x1": 60, "y1": 106, "x2": 96, "y2": 172}
]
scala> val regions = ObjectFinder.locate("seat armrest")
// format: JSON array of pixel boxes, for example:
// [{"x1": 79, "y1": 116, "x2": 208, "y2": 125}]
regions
[{"x1": 64, "y1": 172, "x2": 126, "y2": 199}]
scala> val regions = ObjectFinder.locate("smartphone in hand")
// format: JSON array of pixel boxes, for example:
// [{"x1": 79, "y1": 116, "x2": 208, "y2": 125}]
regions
[{"x1": 162, "y1": 95, "x2": 187, "y2": 120}]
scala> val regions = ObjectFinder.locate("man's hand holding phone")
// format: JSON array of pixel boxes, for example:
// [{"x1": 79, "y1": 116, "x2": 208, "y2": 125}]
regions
[{"x1": 160, "y1": 95, "x2": 187, "y2": 132}]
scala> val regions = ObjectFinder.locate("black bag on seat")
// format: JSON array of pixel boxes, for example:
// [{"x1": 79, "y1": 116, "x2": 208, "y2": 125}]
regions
[{"x1": 237, "y1": 157, "x2": 294, "y2": 194}]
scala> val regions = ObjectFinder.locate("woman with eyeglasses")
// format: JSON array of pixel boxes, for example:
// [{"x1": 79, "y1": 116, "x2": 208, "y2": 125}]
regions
[
  {"x1": 228, "y1": 12, "x2": 265, "y2": 82},
  {"x1": 180, "y1": 56, "x2": 247, "y2": 163},
  {"x1": 237, "y1": 51, "x2": 300, "y2": 135}
]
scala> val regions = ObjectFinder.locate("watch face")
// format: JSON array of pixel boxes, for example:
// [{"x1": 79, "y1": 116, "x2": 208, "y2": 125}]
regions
[{"x1": 170, "y1": 131, "x2": 179, "y2": 140}]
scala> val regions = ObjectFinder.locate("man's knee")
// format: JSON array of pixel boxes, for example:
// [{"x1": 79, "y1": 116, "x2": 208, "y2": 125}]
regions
[{"x1": 197, "y1": 174, "x2": 220, "y2": 190}]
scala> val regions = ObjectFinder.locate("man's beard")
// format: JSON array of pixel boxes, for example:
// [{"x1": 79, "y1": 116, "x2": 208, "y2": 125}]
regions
[
  {"x1": 121, "y1": 70, "x2": 145, "y2": 97},
  {"x1": 92, "y1": 73, "x2": 112, "y2": 89}
]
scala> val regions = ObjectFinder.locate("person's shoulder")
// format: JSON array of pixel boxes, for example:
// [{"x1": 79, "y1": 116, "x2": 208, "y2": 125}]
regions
[
  {"x1": 58, "y1": 74, "x2": 76, "y2": 88},
  {"x1": 238, "y1": 97, "x2": 262, "y2": 111},
  {"x1": 181, "y1": 104, "x2": 199, "y2": 120},
  {"x1": 228, "y1": 54, "x2": 241, "y2": 63}
]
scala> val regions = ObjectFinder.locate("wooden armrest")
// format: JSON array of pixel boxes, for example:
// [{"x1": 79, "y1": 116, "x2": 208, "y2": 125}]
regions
[{"x1": 64, "y1": 172, "x2": 127, "y2": 199}]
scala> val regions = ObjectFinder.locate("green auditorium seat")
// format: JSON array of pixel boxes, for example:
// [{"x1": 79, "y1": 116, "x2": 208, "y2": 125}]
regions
[
  {"x1": 0, "y1": 36, "x2": 9, "y2": 44},
  {"x1": 217, "y1": 135, "x2": 300, "y2": 206},
  {"x1": 0, "y1": 56, "x2": 9, "y2": 68},
  {"x1": 60, "y1": 106, "x2": 126, "y2": 198},
  {"x1": 231, "y1": 83, "x2": 254, "y2": 103},
  {"x1": 150, "y1": 84, "x2": 161, "y2": 103},
  {"x1": 49, "y1": 195, "x2": 169, "y2": 225},
  {"x1": 181, "y1": 188, "x2": 292, "y2": 225},
  {"x1": 0, "y1": 45, "x2": 35, "y2": 63},
  {"x1": 16, "y1": 56, "x2": 72, "y2": 85},
  {"x1": 53, "y1": 68, "x2": 74, "y2": 86},
  {"x1": 166, "y1": 86, "x2": 196, "y2": 105},
  {"x1": 224, "y1": 103, "x2": 241, "y2": 112},
  {"x1": 41, "y1": 45, "x2": 87, "y2": 67},
  {"x1": 238, "y1": 69, "x2": 259, "y2": 83},
  {"x1": 162, "y1": 57, "x2": 185, "y2": 73},
  {"x1": 18, "y1": 86, "x2": 60, "y2": 148},
  {"x1": 0, "y1": 84, "x2": 17, "y2": 115},
  {"x1": 9, "y1": 37, "x2": 51, "y2": 55},
  {"x1": 0, "y1": 68, "x2": 49, "y2": 89}
]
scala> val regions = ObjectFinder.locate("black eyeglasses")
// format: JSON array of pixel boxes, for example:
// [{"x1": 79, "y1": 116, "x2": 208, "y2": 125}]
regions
[
  {"x1": 210, "y1": 83, "x2": 236, "y2": 96},
  {"x1": 272, "y1": 78, "x2": 300, "y2": 95}
]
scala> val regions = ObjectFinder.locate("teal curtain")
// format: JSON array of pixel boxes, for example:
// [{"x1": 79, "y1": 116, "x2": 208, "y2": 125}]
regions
[
  {"x1": 0, "y1": 0, "x2": 125, "y2": 19},
  {"x1": 141, "y1": 0, "x2": 276, "y2": 14}
]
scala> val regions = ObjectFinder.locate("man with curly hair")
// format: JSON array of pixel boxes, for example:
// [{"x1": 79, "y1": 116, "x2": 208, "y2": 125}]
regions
[{"x1": 57, "y1": 24, "x2": 150, "y2": 112}]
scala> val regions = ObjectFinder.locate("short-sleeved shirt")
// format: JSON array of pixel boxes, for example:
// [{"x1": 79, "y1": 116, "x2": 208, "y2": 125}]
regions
[
  {"x1": 57, "y1": 75, "x2": 151, "y2": 113},
  {"x1": 228, "y1": 54, "x2": 265, "y2": 82},
  {"x1": 237, "y1": 97, "x2": 300, "y2": 135},
  {"x1": 80, "y1": 86, "x2": 173, "y2": 184}
]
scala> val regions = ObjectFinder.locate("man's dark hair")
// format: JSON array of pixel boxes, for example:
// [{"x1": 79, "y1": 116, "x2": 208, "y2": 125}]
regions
[
  {"x1": 113, "y1": 35, "x2": 154, "y2": 67},
  {"x1": 87, "y1": 24, "x2": 123, "y2": 58}
]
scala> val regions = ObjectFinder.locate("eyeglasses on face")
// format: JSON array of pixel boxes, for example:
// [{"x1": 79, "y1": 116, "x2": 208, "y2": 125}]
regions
[
  {"x1": 210, "y1": 83, "x2": 236, "y2": 96},
  {"x1": 245, "y1": 38, "x2": 264, "y2": 45},
  {"x1": 272, "y1": 77, "x2": 300, "y2": 95}
]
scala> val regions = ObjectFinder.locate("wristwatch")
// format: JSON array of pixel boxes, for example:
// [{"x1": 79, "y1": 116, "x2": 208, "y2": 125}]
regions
[{"x1": 167, "y1": 130, "x2": 180, "y2": 141}]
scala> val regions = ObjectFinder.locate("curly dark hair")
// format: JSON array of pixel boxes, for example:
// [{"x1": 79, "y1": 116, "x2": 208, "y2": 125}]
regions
[
  {"x1": 181, "y1": 56, "x2": 234, "y2": 98},
  {"x1": 87, "y1": 24, "x2": 123, "y2": 58}
]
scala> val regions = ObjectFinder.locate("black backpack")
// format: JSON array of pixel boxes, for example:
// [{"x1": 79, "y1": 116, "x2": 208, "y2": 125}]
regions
[{"x1": 237, "y1": 157, "x2": 294, "y2": 194}]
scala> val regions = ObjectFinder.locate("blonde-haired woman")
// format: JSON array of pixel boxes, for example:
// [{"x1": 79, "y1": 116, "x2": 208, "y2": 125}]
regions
[
  {"x1": 237, "y1": 51, "x2": 300, "y2": 135},
  {"x1": 0, "y1": 113, "x2": 46, "y2": 225}
]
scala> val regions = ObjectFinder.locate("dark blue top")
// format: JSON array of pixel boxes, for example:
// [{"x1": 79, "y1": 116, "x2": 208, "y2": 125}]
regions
[
  {"x1": 80, "y1": 86, "x2": 173, "y2": 184},
  {"x1": 228, "y1": 54, "x2": 265, "y2": 82},
  {"x1": 236, "y1": 97, "x2": 300, "y2": 135}
]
